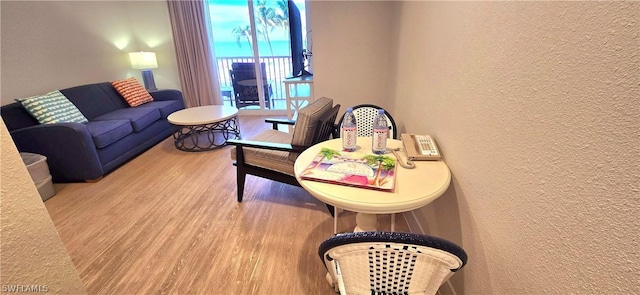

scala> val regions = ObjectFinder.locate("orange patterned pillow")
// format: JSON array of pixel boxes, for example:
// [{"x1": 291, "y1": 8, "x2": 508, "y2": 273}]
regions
[{"x1": 111, "y1": 77, "x2": 154, "y2": 107}]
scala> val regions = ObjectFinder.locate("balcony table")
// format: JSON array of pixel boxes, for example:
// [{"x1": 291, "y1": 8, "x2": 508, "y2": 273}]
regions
[
  {"x1": 237, "y1": 79, "x2": 270, "y2": 87},
  {"x1": 284, "y1": 76, "x2": 314, "y2": 121}
]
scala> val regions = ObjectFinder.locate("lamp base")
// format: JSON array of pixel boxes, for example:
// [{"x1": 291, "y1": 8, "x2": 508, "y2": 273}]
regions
[{"x1": 141, "y1": 69, "x2": 157, "y2": 91}]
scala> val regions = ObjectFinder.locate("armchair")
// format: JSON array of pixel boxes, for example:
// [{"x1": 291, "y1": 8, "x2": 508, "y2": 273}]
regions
[
  {"x1": 227, "y1": 97, "x2": 340, "y2": 214},
  {"x1": 229, "y1": 62, "x2": 273, "y2": 109}
]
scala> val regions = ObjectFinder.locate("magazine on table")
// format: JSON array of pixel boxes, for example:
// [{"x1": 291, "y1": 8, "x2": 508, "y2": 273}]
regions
[{"x1": 299, "y1": 147, "x2": 397, "y2": 191}]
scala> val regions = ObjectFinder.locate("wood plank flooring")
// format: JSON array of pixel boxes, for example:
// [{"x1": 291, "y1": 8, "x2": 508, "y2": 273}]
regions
[{"x1": 44, "y1": 115, "x2": 408, "y2": 295}]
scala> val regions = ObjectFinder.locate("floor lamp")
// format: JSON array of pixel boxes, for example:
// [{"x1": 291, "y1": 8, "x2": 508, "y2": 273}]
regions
[{"x1": 129, "y1": 51, "x2": 158, "y2": 90}]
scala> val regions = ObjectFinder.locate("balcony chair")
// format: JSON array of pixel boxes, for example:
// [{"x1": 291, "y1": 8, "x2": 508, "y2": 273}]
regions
[
  {"x1": 332, "y1": 104, "x2": 398, "y2": 233},
  {"x1": 319, "y1": 231, "x2": 468, "y2": 295},
  {"x1": 227, "y1": 97, "x2": 341, "y2": 214},
  {"x1": 229, "y1": 62, "x2": 273, "y2": 109}
]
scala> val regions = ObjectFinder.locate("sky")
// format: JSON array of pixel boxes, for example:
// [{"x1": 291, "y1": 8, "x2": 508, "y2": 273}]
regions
[{"x1": 208, "y1": 0, "x2": 307, "y2": 43}]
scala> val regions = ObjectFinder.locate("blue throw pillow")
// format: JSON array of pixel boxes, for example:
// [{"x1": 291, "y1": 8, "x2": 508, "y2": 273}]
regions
[{"x1": 16, "y1": 90, "x2": 88, "y2": 124}]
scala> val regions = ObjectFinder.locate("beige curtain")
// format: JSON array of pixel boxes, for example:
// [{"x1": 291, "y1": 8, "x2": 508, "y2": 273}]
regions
[{"x1": 167, "y1": 0, "x2": 222, "y2": 107}]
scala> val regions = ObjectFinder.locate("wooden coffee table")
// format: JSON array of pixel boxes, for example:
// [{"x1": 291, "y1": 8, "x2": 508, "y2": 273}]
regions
[{"x1": 167, "y1": 105, "x2": 240, "y2": 152}]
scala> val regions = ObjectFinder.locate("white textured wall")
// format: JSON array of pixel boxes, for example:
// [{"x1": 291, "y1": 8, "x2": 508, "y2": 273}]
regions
[
  {"x1": 390, "y1": 1, "x2": 639, "y2": 294},
  {"x1": 309, "y1": 0, "x2": 397, "y2": 114},
  {"x1": 0, "y1": 1, "x2": 180, "y2": 105},
  {"x1": 1, "y1": 120, "x2": 86, "y2": 293}
]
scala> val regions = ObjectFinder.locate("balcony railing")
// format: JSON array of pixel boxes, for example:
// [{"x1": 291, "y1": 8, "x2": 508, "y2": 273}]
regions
[{"x1": 216, "y1": 56, "x2": 292, "y2": 109}]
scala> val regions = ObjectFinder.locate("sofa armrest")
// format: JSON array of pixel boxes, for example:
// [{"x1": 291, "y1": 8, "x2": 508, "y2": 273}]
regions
[
  {"x1": 149, "y1": 89, "x2": 184, "y2": 102},
  {"x1": 9, "y1": 123, "x2": 103, "y2": 182}
]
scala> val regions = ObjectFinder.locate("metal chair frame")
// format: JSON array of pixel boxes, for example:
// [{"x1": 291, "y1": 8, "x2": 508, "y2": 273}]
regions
[{"x1": 229, "y1": 62, "x2": 273, "y2": 109}]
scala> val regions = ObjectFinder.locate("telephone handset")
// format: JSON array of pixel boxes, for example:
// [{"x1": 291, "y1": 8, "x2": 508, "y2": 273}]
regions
[{"x1": 401, "y1": 134, "x2": 441, "y2": 161}]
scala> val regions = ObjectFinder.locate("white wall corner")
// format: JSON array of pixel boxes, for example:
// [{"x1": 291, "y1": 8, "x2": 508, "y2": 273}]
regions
[
  {"x1": 403, "y1": 207, "x2": 456, "y2": 295},
  {"x1": 403, "y1": 205, "x2": 440, "y2": 236}
]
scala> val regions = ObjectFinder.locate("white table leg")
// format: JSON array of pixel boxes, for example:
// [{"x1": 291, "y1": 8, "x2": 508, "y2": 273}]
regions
[
  {"x1": 391, "y1": 213, "x2": 395, "y2": 232},
  {"x1": 333, "y1": 210, "x2": 338, "y2": 235},
  {"x1": 354, "y1": 212, "x2": 378, "y2": 232},
  {"x1": 333, "y1": 208, "x2": 345, "y2": 234}
]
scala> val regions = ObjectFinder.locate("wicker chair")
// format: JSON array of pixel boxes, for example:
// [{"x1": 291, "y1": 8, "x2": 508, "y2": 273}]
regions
[
  {"x1": 227, "y1": 97, "x2": 340, "y2": 214},
  {"x1": 334, "y1": 104, "x2": 398, "y2": 139},
  {"x1": 319, "y1": 231, "x2": 467, "y2": 295}
]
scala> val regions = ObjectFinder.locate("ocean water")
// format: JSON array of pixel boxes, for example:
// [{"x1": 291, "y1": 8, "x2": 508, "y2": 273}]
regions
[{"x1": 213, "y1": 40, "x2": 292, "y2": 57}]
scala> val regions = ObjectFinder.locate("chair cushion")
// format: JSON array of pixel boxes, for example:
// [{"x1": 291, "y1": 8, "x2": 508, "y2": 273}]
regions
[
  {"x1": 84, "y1": 120, "x2": 133, "y2": 148},
  {"x1": 93, "y1": 107, "x2": 161, "y2": 132},
  {"x1": 230, "y1": 129, "x2": 296, "y2": 176},
  {"x1": 291, "y1": 97, "x2": 333, "y2": 146},
  {"x1": 288, "y1": 97, "x2": 333, "y2": 161},
  {"x1": 111, "y1": 77, "x2": 154, "y2": 107},
  {"x1": 16, "y1": 90, "x2": 88, "y2": 124}
]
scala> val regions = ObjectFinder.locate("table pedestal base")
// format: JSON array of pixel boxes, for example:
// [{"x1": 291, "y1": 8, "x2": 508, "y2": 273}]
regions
[
  {"x1": 353, "y1": 212, "x2": 396, "y2": 232},
  {"x1": 354, "y1": 213, "x2": 378, "y2": 232}
]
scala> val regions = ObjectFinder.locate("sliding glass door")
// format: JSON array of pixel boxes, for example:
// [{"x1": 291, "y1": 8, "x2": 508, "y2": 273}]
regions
[{"x1": 207, "y1": 0, "x2": 307, "y2": 113}]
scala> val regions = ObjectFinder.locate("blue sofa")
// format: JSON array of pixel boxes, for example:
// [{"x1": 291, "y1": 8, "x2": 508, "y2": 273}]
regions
[{"x1": 1, "y1": 82, "x2": 185, "y2": 182}]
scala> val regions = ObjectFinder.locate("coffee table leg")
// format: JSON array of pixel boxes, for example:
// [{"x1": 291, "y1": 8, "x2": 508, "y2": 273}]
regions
[
  {"x1": 354, "y1": 212, "x2": 378, "y2": 232},
  {"x1": 223, "y1": 116, "x2": 241, "y2": 140},
  {"x1": 171, "y1": 116, "x2": 241, "y2": 152}
]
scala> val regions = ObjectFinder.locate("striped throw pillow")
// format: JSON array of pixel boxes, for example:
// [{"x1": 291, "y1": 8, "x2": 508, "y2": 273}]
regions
[
  {"x1": 111, "y1": 77, "x2": 153, "y2": 107},
  {"x1": 17, "y1": 90, "x2": 88, "y2": 124}
]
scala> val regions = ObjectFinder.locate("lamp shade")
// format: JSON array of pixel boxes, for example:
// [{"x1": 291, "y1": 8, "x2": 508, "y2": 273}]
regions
[{"x1": 129, "y1": 52, "x2": 158, "y2": 69}]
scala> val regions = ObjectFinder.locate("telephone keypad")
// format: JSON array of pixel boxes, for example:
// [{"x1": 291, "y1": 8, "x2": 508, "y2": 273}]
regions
[{"x1": 416, "y1": 136, "x2": 437, "y2": 155}]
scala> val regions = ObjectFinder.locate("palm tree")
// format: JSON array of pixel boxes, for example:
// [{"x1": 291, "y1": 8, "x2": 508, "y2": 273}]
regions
[
  {"x1": 377, "y1": 157, "x2": 396, "y2": 186},
  {"x1": 274, "y1": 0, "x2": 289, "y2": 33},
  {"x1": 232, "y1": 25, "x2": 253, "y2": 52},
  {"x1": 302, "y1": 148, "x2": 341, "y2": 176},
  {"x1": 363, "y1": 154, "x2": 395, "y2": 187},
  {"x1": 311, "y1": 148, "x2": 341, "y2": 169},
  {"x1": 255, "y1": 0, "x2": 277, "y2": 55},
  {"x1": 230, "y1": 1, "x2": 292, "y2": 56}
]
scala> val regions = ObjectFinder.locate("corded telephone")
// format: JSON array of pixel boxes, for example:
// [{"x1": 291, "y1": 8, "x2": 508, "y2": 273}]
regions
[{"x1": 400, "y1": 133, "x2": 441, "y2": 161}]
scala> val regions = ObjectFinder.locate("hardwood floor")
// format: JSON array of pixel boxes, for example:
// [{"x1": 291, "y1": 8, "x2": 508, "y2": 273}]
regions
[{"x1": 44, "y1": 115, "x2": 409, "y2": 295}]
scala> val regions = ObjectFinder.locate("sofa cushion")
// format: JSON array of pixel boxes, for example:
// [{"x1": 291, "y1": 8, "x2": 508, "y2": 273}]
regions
[
  {"x1": 137, "y1": 100, "x2": 184, "y2": 118},
  {"x1": 93, "y1": 107, "x2": 161, "y2": 132},
  {"x1": 16, "y1": 90, "x2": 88, "y2": 124},
  {"x1": 84, "y1": 120, "x2": 133, "y2": 149},
  {"x1": 60, "y1": 83, "x2": 128, "y2": 120},
  {"x1": 111, "y1": 77, "x2": 154, "y2": 107}
]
